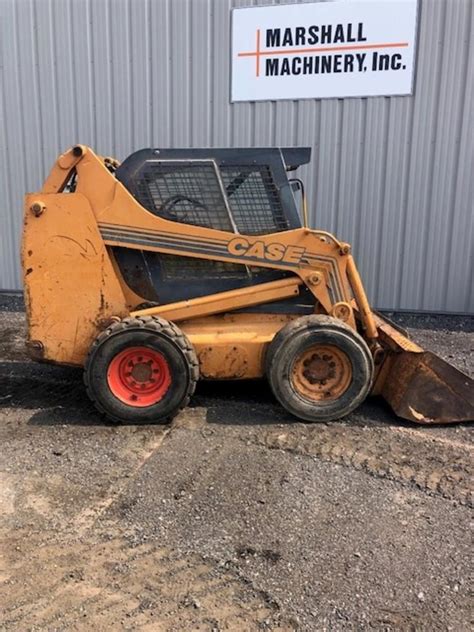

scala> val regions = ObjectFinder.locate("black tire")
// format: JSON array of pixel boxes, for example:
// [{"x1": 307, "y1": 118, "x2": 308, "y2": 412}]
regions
[
  {"x1": 265, "y1": 315, "x2": 374, "y2": 422},
  {"x1": 84, "y1": 316, "x2": 199, "y2": 424}
]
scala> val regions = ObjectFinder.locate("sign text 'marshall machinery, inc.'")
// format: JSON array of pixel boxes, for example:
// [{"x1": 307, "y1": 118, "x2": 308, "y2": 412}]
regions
[{"x1": 231, "y1": 1, "x2": 418, "y2": 102}]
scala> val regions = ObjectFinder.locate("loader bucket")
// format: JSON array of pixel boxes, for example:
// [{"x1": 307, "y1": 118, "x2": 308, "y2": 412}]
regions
[
  {"x1": 380, "y1": 351, "x2": 473, "y2": 424},
  {"x1": 371, "y1": 314, "x2": 474, "y2": 424}
]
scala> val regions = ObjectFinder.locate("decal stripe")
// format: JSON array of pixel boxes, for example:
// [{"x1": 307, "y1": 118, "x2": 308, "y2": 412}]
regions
[
  {"x1": 99, "y1": 222, "x2": 229, "y2": 245},
  {"x1": 101, "y1": 228, "x2": 302, "y2": 270},
  {"x1": 99, "y1": 224, "x2": 345, "y2": 301},
  {"x1": 101, "y1": 231, "x2": 227, "y2": 258},
  {"x1": 101, "y1": 226, "x2": 229, "y2": 255}
]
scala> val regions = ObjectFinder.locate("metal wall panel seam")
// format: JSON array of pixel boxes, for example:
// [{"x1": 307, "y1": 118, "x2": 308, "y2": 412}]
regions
[
  {"x1": 394, "y1": 90, "x2": 417, "y2": 309},
  {"x1": 377, "y1": 98, "x2": 411, "y2": 308},
  {"x1": 398, "y1": 0, "x2": 445, "y2": 309},
  {"x1": 8, "y1": 4, "x2": 28, "y2": 242},
  {"x1": 127, "y1": 0, "x2": 134, "y2": 151},
  {"x1": 0, "y1": 4, "x2": 14, "y2": 287},
  {"x1": 420, "y1": 0, "x2": 462, "y2": 309},
  {"x1": 107, "y1": 0, "x2": 115, "y2": 155},
  {"x1": 68, "y1": 1, "x2": 79, "y2": 149},
  {"x1": 30, "y1": 0, "x2": 45, "y2": 179},
  {"x1": 373, "y1": 97, "x2": 392, "y2": 307},
  {"x1": 440, "y1": 0, "x2": 473, "y2": 311},
  {"x1": 0, "y1": 28, "x2": 14, "y2": 287},
  {"x1": 87, "y1": 0, "x2": 97, "y2": 149},
  {"x1": 146, "y1": 0, "x2": 152, "y2": 145},
  {"x1": 49, "y1": 0, "x2": 61, "y2": 157}
]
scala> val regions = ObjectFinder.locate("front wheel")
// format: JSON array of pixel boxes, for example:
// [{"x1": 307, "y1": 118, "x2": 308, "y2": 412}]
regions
[
  {"x1": 265, "y1": 315, "x2": 374, "y2": 422},
  {"x1": 84, "y1": 316, "x2": 199, "y2": 424}
]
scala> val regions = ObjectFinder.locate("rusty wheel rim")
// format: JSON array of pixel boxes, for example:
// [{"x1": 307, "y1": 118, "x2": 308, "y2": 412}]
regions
[{"x1": 291, "y1": 344, "x2": 352, "y2": 402}]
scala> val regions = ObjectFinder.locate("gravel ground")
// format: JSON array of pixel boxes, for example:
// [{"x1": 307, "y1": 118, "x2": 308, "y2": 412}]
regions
[{"x1": 0, "y1": 293, "x2": 472, "y2": 631}]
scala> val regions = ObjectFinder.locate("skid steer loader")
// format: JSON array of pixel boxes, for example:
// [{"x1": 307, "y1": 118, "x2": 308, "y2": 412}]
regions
[{"x1": 22, "y1": 145, "x2": 473, "y2": 424}]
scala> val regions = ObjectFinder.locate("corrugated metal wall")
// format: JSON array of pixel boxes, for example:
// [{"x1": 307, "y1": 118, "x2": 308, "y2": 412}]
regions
[{"x1": 0, "y1": 0, "x2": 472, "y2": 312}]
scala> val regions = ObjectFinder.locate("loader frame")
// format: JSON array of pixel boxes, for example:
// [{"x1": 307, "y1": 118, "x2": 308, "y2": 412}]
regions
[{"x1": 23, "y1": 145, "x2": 377, "y2": 366}]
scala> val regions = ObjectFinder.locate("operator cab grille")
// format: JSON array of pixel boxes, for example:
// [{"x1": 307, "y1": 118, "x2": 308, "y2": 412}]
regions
[
  {"x1": 131, "y1": 160, "x2": 290, "y2": 236},
  {"x1": 221, "y1": 165, "x2": 289, "y2": 235},
  {"x1": 113, "y1": 147, "x2": 309, "y2": 291},
  {"x1": 133, "y1": 160, "x2": 235, "y2": 232}
]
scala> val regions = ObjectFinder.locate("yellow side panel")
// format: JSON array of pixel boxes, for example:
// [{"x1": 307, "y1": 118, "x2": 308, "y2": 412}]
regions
[
  {"x1": 22, "y1": 193, "x2": 127, "y2": 365},
  {"x1": 180, "y1": 313, "x2": 297, "y2": 379}
]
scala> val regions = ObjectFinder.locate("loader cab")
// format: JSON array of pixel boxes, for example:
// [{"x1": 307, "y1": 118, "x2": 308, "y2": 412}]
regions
[{"x1": 113, "y1": 147, "x2": 311, "y2": 308}]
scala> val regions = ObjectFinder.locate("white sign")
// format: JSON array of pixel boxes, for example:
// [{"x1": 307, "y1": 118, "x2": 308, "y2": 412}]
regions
[{"x1": 231, "y1": 0, "x2": 418, "y2": 102}]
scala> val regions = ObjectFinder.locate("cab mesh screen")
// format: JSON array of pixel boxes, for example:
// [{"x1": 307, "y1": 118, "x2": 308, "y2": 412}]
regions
[
  {"x1": 131, "y1": 160, "x2": 288, "y2": 279},
  {"x1": 133, "y1": 161, "x2": 234, "y2": 231},
  {"x1": 221, "y1": 166, "x2": 289, "y2": 235}
]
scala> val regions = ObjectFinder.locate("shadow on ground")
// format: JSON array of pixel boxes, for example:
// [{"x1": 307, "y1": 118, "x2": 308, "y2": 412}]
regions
[{"x1": 1, "y1": 358, "x2": 404, "y2": 429}]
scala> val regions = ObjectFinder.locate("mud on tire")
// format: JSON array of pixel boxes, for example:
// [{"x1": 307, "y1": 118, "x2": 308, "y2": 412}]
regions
[
  {"x1": 84, "y1": 316, "x2": 199, "y2": 424},
  {"x1": 265, "y1": 315, "x2": 374, "y2": 422}
]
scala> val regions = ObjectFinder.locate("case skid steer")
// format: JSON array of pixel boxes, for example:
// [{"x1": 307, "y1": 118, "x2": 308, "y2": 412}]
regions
[{"x1": 22, "y1": 145, "x2": 473, "y2": 425}]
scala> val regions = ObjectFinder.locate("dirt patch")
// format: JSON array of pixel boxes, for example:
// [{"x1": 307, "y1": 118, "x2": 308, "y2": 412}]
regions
[{"x1": 1, "y1": 534, "x2": 285, "y2": 631}]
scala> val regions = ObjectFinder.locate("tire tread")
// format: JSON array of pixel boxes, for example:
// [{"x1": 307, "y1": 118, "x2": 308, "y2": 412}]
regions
[
  {"x1": 265, "y1": 315, "x2": 374, "y2": 422},
  {"x1": 84, "y1": 316, "x2": 199, "y2": 424}
]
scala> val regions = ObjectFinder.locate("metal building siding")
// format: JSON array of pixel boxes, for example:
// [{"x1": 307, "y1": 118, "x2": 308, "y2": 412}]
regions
[{"x1": 0, "y1": 0, "x2": 472, "y2": 313}]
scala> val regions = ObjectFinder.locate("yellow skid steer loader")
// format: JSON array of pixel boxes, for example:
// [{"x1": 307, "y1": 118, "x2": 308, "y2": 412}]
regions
[{"x1": 22, "y1": 145, "x2": 473, "y2": 424}]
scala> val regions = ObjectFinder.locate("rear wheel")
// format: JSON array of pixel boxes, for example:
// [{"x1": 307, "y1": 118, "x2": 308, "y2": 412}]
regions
[
  {"x1": 265, "y1": 315, "x2": 373, "y2": 422},
  {"x1": 84, "y1": 316, "x2": 198, "y2": 424}
]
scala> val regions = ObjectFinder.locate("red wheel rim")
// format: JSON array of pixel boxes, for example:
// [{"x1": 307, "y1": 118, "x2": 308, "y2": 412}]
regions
[{"x1": 107, "y1": 346, "x2": 172, "y2": 407}]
